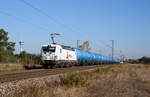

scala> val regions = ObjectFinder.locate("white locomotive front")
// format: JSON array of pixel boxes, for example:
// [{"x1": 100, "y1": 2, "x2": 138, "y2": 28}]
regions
[{"x1": 41, "y1": 43, "x2": 77, "y2": 68}]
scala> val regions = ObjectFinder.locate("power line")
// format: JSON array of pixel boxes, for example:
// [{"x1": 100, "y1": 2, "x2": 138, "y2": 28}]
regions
[
  {"x1": 89, "y1": 40, "x2": 110, "y2": 56},
  {"x1": 97, "y1": 40, "x2": 123, "y2": 59},
  {"x1": 19, "y1": 0, "x2": 76, "y2": 32},
  {"x1": 0, "y1": 10, "x2": 50, "y2": 32},
  {"x1": 98, "y1": 40, "x2": 112, "y2": 48},
  {"x1": 90, "y1": 40, "x2": 122, "y2": 59},
  {"x1": 0, "y1": 10, "x2": 73, "y2": 46}
]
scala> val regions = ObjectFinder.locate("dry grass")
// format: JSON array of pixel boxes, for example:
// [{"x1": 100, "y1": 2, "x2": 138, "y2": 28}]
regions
[
  {"x1": 7, "y1": 64, "x2": 123, "y2": 97},
  {"x1": 133, "y1": 64, "x2": 150, "y2": 86},
  {"x1": 0, "y1": 63, "x2": 25, "y2": 71}
]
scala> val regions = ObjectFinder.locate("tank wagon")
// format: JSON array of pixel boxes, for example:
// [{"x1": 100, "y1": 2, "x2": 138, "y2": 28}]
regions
[{"x1": 41, "y1": 43, "x2": 120, "y2": 68}]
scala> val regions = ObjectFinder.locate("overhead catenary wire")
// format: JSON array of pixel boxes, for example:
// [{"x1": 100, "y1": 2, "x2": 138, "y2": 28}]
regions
[
  {"x1": 1, "y1": 1, "x2": 123, "y2": 58},
  {"x1": 98, "y1": 40, "x2": 112, "y2": 48},
  {"x1": 91, "y1": 39, "x2": 123, "y2": 59},
  {"x1": 19, "y1": 0, "x2": 82, "y2": 45},
  {"x1": 19, "y1": 0, "x2": 113, "y2": 50},
  {"x1": 0, "y1": 10, "x2": 54, "y2": 54},
  {"x1": 89, "y1": 40, "x2": 111, "y2": 56},
  {"x1": 98, "y1": 40, "x2": 124, "y2": 58},
  {"x1": 0, "y1": 10, "x2": 73, "y2": 46},
  {"x1": 0, "y1": 10, "x2": 50, "y2": 32},
  {"x1": 19, "y1": 0, "x2": 77, "y2": 33}
]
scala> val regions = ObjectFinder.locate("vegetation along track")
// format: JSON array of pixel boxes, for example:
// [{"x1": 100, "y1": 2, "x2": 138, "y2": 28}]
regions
[{"x1": 0, "y1": 65, "x2": 104, "y2": 83}]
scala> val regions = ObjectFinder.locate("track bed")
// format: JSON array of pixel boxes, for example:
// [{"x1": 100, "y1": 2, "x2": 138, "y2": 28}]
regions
[{"x1": 0, "y1": 65, "x2": 102, "y2": 83}]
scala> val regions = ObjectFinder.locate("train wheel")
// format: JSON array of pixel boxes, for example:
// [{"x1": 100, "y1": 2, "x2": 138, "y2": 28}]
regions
[
  {"x1": 65, "y1": 63, "x2": 69, "y2": 68},
  {"x1": 68, "y1": 63, "x2": 72, "y2": 67},
  {"x1": 50, "y1": 65, "x2": 56, "y2": 69},
  {"x1": 43, "y1": 64, "x2": 48, "y2": 69}
]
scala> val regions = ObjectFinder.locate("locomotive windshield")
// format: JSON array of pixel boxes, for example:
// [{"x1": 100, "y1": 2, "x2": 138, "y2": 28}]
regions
[{"x1": 42, "y1": 46, "x2": 56, "y2": 52}]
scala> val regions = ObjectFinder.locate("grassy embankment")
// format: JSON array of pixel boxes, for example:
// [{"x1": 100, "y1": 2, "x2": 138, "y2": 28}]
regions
[
  {"x1": 8, "y1": 64, "x2": 122, "y2": 97},
  {"x1": 0, "y1": 62, "x2": 42, "y2": 71},
  {"x1": 0, "y1": 63, "x2": 25, "y2": 71}
]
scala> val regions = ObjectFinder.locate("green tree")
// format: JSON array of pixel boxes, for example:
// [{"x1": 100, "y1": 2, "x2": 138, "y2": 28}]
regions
[
  {"x1": 79, "y1": 41, "x2": 91, "y2": 51},
  {"x1": 139, "y1": 56, "x2": 150, "y2": 64},
  {"x1": 0, "y1": 29, "x2": 16, "y2": 62}
]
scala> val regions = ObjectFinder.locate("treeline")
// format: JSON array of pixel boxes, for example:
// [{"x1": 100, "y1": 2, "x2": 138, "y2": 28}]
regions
[
  {"x1": 128, "y1": 56, "x2": 150, "y2": 64},
  {"x1": 139, "y1": 56, "x2": 150, "y2": 64},
  {"x1": 0, "y1": 29, "x2": 40, "y2": 65}
]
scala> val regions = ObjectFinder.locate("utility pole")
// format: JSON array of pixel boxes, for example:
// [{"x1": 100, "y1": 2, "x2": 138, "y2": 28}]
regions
[
  {"x1": 19, "y1": 40, "x2": 24, "y2": 54},
  {"x1": 110, "y1": 40, "x2": 114, "y2": 59},
  {"x1": 77, "y1": 40, "x2": 81, "y2": 49}
]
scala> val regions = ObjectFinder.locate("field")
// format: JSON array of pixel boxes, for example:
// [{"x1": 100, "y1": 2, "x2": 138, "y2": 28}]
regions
[{"x1": 1, "y1": 64, "x2": 150, "y2": 97}]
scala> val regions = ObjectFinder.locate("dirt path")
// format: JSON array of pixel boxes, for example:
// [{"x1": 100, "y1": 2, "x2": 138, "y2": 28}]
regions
[{"x1": 90, "y1": 64, "x2": 150, "y2": 97}]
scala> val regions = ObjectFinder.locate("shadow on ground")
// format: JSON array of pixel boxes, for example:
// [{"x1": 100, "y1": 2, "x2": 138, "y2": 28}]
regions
[{"x1": 24, "y1": 65, "x2": 44, "y2": 70}]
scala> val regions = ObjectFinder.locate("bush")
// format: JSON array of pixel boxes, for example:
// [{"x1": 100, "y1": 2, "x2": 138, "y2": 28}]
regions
[
  {"x1": 93, "y1": 68, "x2": 101, "y2": 73},
  {"x1": 15, "y1": 51, "x2": 41, "y2": 65},
  {"x1": 60, "y1": 73, "x2": 86, "y2": 87},
  {"x1": 128, "y1": 59, "x2": 140, "y2": 64}
]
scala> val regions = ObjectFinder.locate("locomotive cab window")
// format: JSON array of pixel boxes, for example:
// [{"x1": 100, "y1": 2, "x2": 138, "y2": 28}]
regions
[
  {"x1": 49, "y1": 47, "x2": 56, "y2": 52},
  {"x1": 42, "y1": 47, "x2": 49, "y2": 52},
  {"x1": 42, "y1": 46, "x2": 56, "y2": 52}
]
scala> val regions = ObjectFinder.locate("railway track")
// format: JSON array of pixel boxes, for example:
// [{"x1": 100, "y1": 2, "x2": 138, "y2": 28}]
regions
[{"x1": 0, "y1": 65, "x2": 102, "y2": 83}]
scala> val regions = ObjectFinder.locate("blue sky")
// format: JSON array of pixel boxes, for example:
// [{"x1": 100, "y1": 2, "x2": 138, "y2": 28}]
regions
[{"x1": 0, "y1": 0, "x2": 150, "y2": 59}]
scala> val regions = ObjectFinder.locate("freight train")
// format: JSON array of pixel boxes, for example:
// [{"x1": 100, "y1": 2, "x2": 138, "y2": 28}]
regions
[{"x1": 41, "y1": 43, "x2": 120, "y2": 68}]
